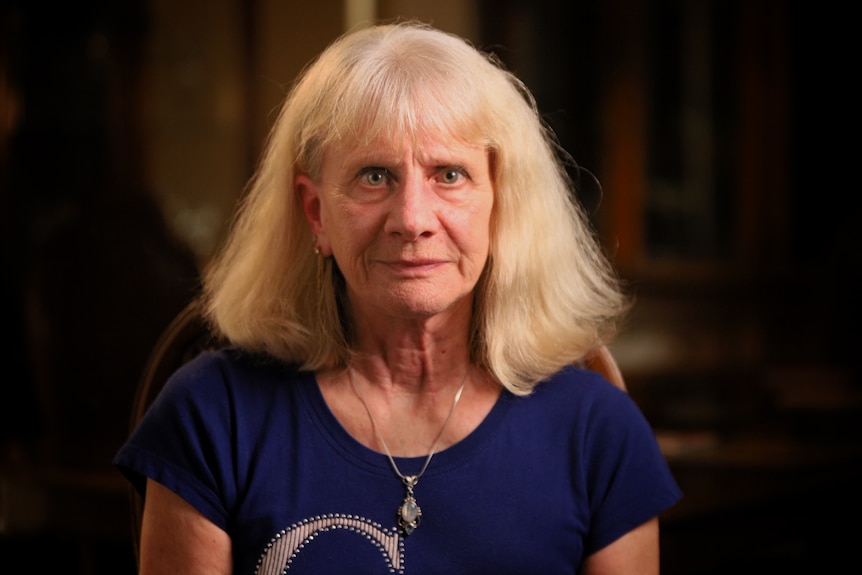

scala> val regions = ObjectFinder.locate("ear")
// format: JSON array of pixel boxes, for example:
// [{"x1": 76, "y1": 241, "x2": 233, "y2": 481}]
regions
[{"x1": 295, "y1": 173, "x2": 332, "y2": 256}]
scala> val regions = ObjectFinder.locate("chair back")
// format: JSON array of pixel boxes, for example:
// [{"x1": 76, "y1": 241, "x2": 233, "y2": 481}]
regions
[{"x1": 584, "y1": 345, "x2": 627, "y2": 392}]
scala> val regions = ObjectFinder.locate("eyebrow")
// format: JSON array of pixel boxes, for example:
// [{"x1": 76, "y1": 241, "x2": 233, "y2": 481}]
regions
[
  {"x1": 340, "y1": 148, "x2": 405, "y2": 170},
  {"x1": 339, "y1": 140, "x2": 485, "y2": 172}
]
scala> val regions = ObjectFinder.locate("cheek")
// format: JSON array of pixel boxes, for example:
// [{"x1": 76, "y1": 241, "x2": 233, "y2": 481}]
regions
[
  {"x1": 463, "y1": 201, "x2": 494, "y2": 255},
  {"x1": 325, "y1": 206, "x2": 378, "y2": 260}
]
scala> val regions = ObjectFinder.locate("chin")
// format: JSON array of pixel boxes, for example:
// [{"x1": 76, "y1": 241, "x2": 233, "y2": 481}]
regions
[{"x1": 380, "y1": 290, "x2": 470, "y2": 322}]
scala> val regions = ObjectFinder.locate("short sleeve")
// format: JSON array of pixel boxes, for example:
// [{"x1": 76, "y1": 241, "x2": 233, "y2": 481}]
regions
[
  {"x1": 113, "y1": 351, "x2": 238, "y2": 530},
  {"x1": 580, "y1": 381, "x2": 682, "y2": 554}
]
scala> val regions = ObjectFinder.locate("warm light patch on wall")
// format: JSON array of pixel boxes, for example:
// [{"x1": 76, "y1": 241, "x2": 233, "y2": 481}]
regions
[{"x1": 345, "y1": 0, "x2": 376, "y2": 29}]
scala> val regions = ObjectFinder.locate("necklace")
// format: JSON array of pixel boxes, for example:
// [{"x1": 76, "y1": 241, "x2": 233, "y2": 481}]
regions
[{"x1": 348, "y1": 366, "x2": 467, "y2": 536}]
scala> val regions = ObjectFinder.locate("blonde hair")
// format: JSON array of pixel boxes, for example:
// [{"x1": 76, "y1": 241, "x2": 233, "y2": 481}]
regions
[{"x1": 202, "y1": 21, "x2": 628, "y2": 395}]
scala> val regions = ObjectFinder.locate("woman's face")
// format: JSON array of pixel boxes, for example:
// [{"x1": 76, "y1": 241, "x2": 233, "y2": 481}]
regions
[{"x1": 297, "y1": 133, "x2": 494, "y2": 326}]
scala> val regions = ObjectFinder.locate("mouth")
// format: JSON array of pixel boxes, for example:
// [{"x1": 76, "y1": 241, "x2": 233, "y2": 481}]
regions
[{"x1": 381, "y1": 259, "x2": 447, "y2": 275}]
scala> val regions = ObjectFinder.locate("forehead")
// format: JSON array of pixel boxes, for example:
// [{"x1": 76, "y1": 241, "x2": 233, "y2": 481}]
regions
[{"x1": 322, "y1": 82, "x2": 489, "y2": 159}]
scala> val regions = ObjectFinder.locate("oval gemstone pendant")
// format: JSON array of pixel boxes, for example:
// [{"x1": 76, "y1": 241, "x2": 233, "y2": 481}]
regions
[{"x1": 398, "y1": 495, "x2": 421, "y2": 535}]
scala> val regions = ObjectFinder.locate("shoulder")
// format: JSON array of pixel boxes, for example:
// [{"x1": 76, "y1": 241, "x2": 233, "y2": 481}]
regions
[
  {"x1": 152, "y1": 348, "x2": 310, "y2": 415},
  {"x1": 516, "y1": 365, "x2": 658, "y2": 449},
  {"x1": 529, "y1": 365, "x2": 633, "y2": 414},
  {"x1": 172, "y1": 347, "x2": 299, "y2": 382},
  {"x1": 490, "y1": 365, "x2": 644, "y2": 447}
]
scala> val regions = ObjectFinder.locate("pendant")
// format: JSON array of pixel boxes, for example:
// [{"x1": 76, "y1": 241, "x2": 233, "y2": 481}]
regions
[{"x1": 397, "y1": 475, "x2": 422, "y2": 536}]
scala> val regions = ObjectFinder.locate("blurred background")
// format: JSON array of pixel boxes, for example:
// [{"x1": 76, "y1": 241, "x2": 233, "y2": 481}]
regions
[{"x1": 1, "y1": 0, "x2": 858, "y2": 573}]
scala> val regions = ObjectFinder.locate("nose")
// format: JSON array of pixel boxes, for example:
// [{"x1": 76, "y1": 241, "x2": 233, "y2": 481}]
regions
[{"x1": 385, "y1": 173, "x2": 437, "y2": 240}]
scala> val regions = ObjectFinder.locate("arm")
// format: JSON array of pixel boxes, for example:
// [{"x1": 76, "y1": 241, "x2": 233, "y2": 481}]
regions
[
  {"x1": 580, "y1": 518, "x2": 660, "y2": 575},
  {"x1": 139, "y1": 478, "x2": 233, "y2": 575}
]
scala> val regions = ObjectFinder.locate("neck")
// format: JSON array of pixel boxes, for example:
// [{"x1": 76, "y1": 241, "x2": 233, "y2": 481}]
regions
[
  {"x1": 345, "y1": 361, "x2": 472, "y2": 457},
  {"x1": 314, "y1": 344, "x2": 499, "y2": 458},
  {"x1": 346, "y1": 298, "x2": 474, "y2": 392},
  {"x1": 348, "y1": 365, "x2": 467, "y2": 462}
]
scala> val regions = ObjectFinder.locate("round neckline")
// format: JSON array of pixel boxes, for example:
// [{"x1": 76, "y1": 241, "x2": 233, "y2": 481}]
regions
[{"x1": 299, "y1": 371, "x2": 515, "y2": 479}]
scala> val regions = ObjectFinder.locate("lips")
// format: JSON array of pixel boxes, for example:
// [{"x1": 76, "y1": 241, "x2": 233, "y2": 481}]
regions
[
  {"x1": 380, "y1": 258, "x2": 447, "y2": 275},
  {"x1": 389, "y1": 259, "x2": 442, "y2": 266}
]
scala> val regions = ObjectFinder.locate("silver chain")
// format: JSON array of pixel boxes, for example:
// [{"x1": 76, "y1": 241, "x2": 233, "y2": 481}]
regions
[{"x1": 348, "y1": 366, "x2": 467, "y2": 484}]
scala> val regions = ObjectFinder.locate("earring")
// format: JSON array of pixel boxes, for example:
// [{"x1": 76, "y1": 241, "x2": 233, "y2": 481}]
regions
[{"x1": 313, "y1": 235, "x2": 320, "y2": 255}]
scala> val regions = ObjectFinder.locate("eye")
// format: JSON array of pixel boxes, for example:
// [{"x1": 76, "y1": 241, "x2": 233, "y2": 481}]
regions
[
  {"x1": 438, "y1": 167, "x2": 465, "y2": 185},
  {"x1": 360, "y1": 168, "x2": 390, "y2": 187}
]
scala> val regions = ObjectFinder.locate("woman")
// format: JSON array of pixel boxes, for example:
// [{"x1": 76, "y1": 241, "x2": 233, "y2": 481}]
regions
[{"x1": 116, "y1": 21, "x2": 681, "y2": 574}]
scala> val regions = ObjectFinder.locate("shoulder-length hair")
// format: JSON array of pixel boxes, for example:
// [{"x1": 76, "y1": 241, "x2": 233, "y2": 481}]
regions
[{"x1": 202, "y1": 21, "x2": 628, "y2": 395}]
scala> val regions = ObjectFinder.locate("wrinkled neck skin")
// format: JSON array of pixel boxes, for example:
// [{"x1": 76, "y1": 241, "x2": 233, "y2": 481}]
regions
[
  {"x1": 318, "y1": 295, "x2": 499, "y2": 458},
  {"x1": 347, "y1": 287, "x2": 474, "y2": 393}
]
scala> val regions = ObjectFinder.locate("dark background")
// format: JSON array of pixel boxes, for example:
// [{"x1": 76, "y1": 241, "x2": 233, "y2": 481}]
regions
[{"x1": 1, "y1": 1, "x2": 859, "y2": 573}]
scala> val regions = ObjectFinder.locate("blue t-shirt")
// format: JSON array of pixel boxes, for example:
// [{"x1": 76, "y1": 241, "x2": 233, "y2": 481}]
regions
[{"x1": 115, "y1": 348, "x2": 681, "y2": 574}]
